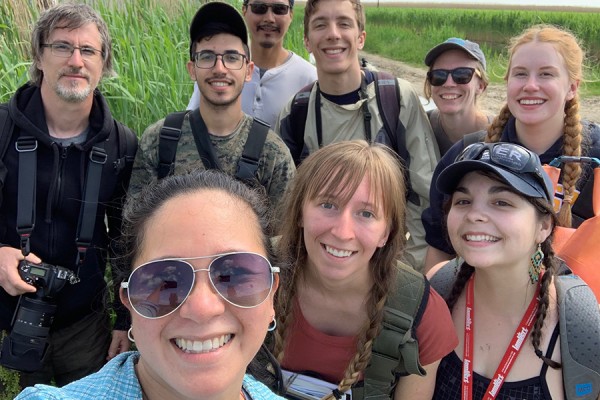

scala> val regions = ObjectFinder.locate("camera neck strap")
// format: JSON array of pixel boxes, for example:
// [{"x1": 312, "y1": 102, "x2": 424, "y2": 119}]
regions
[{"x1": 16, "y1": 137, "x2": 107, "y2": 278}]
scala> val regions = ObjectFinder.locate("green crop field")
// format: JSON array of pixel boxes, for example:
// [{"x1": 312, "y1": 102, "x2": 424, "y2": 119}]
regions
[
  {"x1": 2, "y1": 0, "x2": 599, "y2": 136},
  {"x1": 0, "y1": 0, "x2": 599, "y2": 397}
]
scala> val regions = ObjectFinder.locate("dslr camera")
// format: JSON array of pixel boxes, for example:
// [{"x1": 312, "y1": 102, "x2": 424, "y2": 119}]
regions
[{"x1": 0, "y1": 260, "x2": 77, "y2": 372}]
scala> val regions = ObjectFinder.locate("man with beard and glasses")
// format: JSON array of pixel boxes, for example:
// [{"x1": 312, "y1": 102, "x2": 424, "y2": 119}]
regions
[
  {"x1": 186, "y1": 0, "x2": 316, "y2": 128},
  {"x1": 0, "y1": 3, "x2": 137, "y2": 391},
  {"x1": 128, "y1": 2, "x2": 295, "y2": 209}
]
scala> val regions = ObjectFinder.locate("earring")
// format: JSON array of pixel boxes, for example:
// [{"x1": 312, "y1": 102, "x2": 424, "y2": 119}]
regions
[
  {"x1": 267, "y1": 316, "x2": 277, "y2": 332},
  {"x1": 529, "y1": 243, "x2": 544, "y2": 284},
  {"x1": 127, "y1": 327, "x2": 135, "y2": 343}
]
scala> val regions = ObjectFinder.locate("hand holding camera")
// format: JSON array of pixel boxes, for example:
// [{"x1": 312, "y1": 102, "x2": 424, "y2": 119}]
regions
[
  {"x1": 0, "y1": 254, "x2": 78, "y2": 372},
  {"x1": 0, "y1": 246, "x2": 39, "y2": 296}
]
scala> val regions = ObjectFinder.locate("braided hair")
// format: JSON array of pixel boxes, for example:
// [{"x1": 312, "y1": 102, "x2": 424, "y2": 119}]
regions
[
  {"x1": 485, "y1": 24, "x2": 585, "y2": 228},
  {"x1": 445, "y1": 173, "x2": 562, "y2": 369},
  {"x1": 273, "y1": 141, "x2": 408, "y2": 397}
]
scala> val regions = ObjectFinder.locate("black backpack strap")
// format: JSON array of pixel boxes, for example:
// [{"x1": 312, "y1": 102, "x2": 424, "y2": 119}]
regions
[
  {"x1": 286, "y1": 82, "x2": 315, "y2": 165},
  {"x1": 0, "y1": 105, "x2": 14, "y2": 160},
  {"x1": 15, "y1": 137, "x2": 38, "y2": 257},
  {"x1": 355, "y1": 262, "x2": 429, "y2": 399},
  {"x1": 157, "y1": 111, "x2": 187, "y2": 179},
  {"x1": 235, "y1": 118, "x2": 269, "y2": 181},
  {"x1": 188, "y1": 110, "x2": 220, "y2": 170},
  {"x1": 74, "y1": 143, "x2": 107, "y2": 276},
  {"x1": 556, "y1": 275, "x2": 600, "y2": 400}
]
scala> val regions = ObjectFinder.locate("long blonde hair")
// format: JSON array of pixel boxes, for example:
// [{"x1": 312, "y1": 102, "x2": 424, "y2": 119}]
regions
[
  {"x1": 274, "y1": 140, "x2": 407, "y2": 397},
  {"x1": 486, "y1": 24, "x2": 585, "y2": 227}
]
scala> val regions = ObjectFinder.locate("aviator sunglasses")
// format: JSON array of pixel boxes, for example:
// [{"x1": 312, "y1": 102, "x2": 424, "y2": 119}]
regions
[
  {"x1": 427, "y1": 67, "x2": 480, "y2": 86},
  {"x1": 457, "y1": 142, "x2": 551, "y2": 199},
  {"x1": 121, "y1": 252, "x2": 279, "y2": 319},
  {"x1": 248, "y1": 2, "x2": 290, "y2": 15}
]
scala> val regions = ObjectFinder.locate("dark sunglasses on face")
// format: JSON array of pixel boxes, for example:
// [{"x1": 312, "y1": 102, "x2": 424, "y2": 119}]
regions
[
  {"x1": 427, "y1": 67, "x2": 480, "y2": 86},
  {"x1": 121, "y1": 252, "x2": 279, "y2": 319},
  {"x1": 457, "y1": 142, "x2": 550, "y2": 198},
  {"x1": 248, "y1": 2, "x2": 290, "y2": 15}
]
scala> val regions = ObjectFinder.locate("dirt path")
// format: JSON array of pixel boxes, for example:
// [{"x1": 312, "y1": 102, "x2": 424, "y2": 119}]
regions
[{"x1": 360, "y1": 51, "x2": 600, "y2": 123}]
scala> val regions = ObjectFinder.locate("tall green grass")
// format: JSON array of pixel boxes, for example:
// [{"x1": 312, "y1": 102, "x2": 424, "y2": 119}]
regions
[
  {"x1": 3, "y1": 1, "x2": 598, "y2": 137},
  {"x1": 360, "y1": 7, "x2": 600, "y2": 95}
]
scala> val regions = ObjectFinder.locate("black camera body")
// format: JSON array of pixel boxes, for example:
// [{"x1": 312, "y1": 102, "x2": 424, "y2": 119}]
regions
[{"x1": 0, "y1": 261, "x2": 77, "y2": 372}]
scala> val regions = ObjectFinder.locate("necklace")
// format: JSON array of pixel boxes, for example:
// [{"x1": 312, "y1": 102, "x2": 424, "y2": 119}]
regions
[{"x1": 461, "y1": 274, "x2": 542, "y2": 400}]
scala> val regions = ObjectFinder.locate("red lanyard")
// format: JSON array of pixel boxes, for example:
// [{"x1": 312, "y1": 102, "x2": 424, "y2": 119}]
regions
[{"x1": 461, "y1": 274, "x2": 541, "y2": 400}]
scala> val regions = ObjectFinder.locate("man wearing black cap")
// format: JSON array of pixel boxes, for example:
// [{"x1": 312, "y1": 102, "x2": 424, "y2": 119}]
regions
[
  {"x1": 129, "y1": 2, "x2": 295, "y2": 209},
  {"x1": 186, "y1": 0, "x2": 316, "y2": 128}
]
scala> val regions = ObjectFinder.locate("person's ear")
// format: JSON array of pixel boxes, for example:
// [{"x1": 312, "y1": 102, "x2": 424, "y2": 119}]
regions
[
  {"x1": 119, "y1": 286, "x2": 132, "y2": 312},
  {"x1": 565, "y1": 79, "x2": 580, "y2": 102},
  {"x1": 536, "y1": 214, "x2": 553, "y2": 244},
  {"x1": 187, "y1": 61, "x2": 197, "y2": 81},
  {"x1": 245, "y1": 60, "x2": 255, "y2": 83}
]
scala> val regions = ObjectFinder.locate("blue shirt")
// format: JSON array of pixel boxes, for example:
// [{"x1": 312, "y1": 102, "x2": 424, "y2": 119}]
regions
[{"x1": 16, "y1": 351, "x2": 285, "y2": 400}]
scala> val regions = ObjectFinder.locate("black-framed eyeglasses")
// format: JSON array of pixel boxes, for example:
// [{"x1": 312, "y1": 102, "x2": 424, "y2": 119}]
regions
[
  {"x1": 427, "y1": 67, "x2": 480, "y2": 86},
  {"x1": 248, "y1": 2, "x2": 290, "y2": 15},
  {"x1": 121, "y1": 251, "x2": 279, "y2": 319},
  {"x1": 42, "y1": 43, "x2": 103, "y2": 60},
  {"x1": 192, "y1": 51, "x2": 248, "y2": 70},
  {"x1": 457, "y1": 142, "x2": 550, "y2": 198}
]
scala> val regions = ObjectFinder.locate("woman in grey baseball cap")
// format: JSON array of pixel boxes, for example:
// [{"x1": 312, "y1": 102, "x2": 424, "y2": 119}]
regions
[{"x1": 423, "y1": 38, "x2": 492, "y2": 156}]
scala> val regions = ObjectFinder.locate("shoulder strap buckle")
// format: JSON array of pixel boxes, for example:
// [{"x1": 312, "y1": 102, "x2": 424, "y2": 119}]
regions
[
  {"x1": 15, "y1": 137, "x2": 37, "y2": 153},
  {"x1": 89, "y1": 146, "x2": 107, "y2": 164}
]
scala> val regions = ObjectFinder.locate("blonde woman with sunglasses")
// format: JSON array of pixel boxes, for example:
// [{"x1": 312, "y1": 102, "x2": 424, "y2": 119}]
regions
[
  {"x1": 423, "y1": 38, "x2": 492, "y2": 156},
  {"x1": 16, "y1": 170, "x2": 284, "y2": 400}
]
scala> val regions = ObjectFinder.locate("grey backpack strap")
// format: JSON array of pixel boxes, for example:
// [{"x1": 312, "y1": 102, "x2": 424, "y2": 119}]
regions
[
  {"x1": 428, "y1": 258, "x2": 461, "y2": 300},
  {"x1": 556, "y1": 275, "x2": 600, "y2": 400}
]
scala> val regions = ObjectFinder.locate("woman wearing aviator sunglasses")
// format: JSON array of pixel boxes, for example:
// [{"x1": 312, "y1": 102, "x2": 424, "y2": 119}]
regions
[
  {"x1": 422, "y1": 25, "x2": 600, "y2": 272},
  {"x1": 423, "y1": 38, "x2": 491, "y2": 156},
  {"x1": 16, "y1": 171, "x2": 284, "y2": 400},
  {"x1": 427, "y1": 142, "x2": 600, "y2": 400}
]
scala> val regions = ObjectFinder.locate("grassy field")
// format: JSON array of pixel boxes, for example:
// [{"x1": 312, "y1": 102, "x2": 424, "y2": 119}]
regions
[
  {"x1": 0, "y1": 0, "x2": 599, "y2": 397},
  {"x1": 2, "y1": 0, "x2": 599, "y2": 135},
  {"x1": 360, "y1": 6, "x2": 600, "y2": 93}
]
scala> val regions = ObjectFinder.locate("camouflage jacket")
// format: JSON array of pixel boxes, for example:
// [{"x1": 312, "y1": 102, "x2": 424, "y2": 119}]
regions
[{"x1": 129, "y1": 112, "x2": 295, "y2": 208}]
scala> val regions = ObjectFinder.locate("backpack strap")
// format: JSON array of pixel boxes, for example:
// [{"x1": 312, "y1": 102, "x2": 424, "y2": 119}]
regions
[
  {"x1": 555, "y1": 275, "x2": 600, "y2": 400},
  {"x1": 157, "y1": 111, "x2": 188, "y2": 179},
  {"x1": 353, "y1": 262, "x2": 429, "y2": 399},
  {"x1": 431, "y1": 261, "x2": 600, "y2": 400},
  {"x1": 0, "y1": 105, "x2": 14, "y2": 160},
  {"x1": 235, "y1": 118, "x2": 269, "y2": 182},
  {"x1": 287, "y1": 82, "x2": 315, "y2": 165},
  {"x1": 428, "y1": 258, "x2": 461, "y2": 300},
  {"x1": 372, "y1": 71, "x2": 420, "y2": 207}
]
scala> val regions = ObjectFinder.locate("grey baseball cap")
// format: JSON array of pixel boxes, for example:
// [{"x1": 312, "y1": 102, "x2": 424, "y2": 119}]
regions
[{"x1": 425, "y1": 38, "x2": 487, "y2": 71}]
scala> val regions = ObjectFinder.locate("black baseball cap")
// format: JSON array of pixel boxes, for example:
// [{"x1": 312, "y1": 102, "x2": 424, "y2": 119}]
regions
[
  {"x1": 189, "y1": 2, "x2": 249, "y2": 59},
  {"x1": 437, "y1": 142, "x2": 554, "y2": 201}
]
